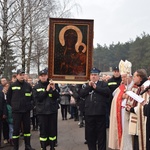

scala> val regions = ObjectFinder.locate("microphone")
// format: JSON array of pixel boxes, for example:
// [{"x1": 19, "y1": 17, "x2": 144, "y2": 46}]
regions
[{"x1": 140, "y1": 85, "x2": 150, "y2": 95}]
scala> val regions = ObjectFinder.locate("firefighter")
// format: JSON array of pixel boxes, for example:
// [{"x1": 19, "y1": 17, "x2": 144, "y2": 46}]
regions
[
  {"x1": 7, "y1": 69, "x2": 35, "y2": 150},
  {"x1": 33, "y1": 69, "x2": 59, "y2": 150}
]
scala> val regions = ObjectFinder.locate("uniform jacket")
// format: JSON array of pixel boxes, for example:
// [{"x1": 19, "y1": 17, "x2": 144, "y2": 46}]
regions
[
  {"x1": 80, "y1": 80, "x2": 110, "y2": 116},
  {"x1": 33, "y1": 80, "x2": 60, "y2": 115},
  {"x1": 107, "y1": 75, "x2": 122, "y2": 95},
  {"x1": 0, "y1": 91, "x2": 7, "y2": 118},
  {"x1": 7, "y1": 80, "x2": 33, "y2": 113},
  {"x1": 107, "y1": 75, "x2": 122, "y2": 112}
]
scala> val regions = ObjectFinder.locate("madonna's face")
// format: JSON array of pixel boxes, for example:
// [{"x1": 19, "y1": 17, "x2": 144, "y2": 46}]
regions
[{"x1": 64, "y1": 29, "x2": 77, "y2": 49}]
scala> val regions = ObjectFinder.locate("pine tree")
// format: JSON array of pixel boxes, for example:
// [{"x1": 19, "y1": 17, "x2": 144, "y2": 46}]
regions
[{"x1": 3, "y1": 42, "x2": 17, "y2": 79}]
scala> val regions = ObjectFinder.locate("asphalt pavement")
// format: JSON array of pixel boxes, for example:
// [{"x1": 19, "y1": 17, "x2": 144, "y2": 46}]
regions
[{"x1": 1, "y1": 110, "x2": 110, "y2": 150}]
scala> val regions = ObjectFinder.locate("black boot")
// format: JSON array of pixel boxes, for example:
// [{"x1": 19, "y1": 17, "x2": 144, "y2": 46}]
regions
[
  {"x1": 50, "y1": 141, "x2": 55, "y2": 150},
  {"x1": 40, "y1": 141, "x2": 47, "y2": 150},
  {"x1": 9, "y1": 138, "x2": 14, "y2": 146},
  {"x1": 24, "y1": 136, "x2": 35, "y2": 150},
  {"x1": 13, "y1": 138, "x2": 19, "y2": 150},
  {"x1": 25, "y1": 145, "x2": 35, "y2": 150}
]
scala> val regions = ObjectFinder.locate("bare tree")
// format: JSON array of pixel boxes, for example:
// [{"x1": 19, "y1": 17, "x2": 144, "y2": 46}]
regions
[
  {"x1": 29, "y1": 0, "x2": 80, "y2": 73},
  {"x1": 0, "y1": 0, "x2": 80, "y2": 76},
  {"x1": 0, "y1": 0, "x2": 18, "y2": 77}
]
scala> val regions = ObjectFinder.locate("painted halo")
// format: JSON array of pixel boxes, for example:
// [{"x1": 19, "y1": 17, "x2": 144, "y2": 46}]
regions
[{"x1": 59, "y1": 25, "x2": 86, "y2": 53}]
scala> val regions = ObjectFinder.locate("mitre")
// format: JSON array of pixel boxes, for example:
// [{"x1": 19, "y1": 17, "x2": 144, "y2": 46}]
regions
[{"x1": 119, "y1": 60, "x2": 132, "y2": 76}]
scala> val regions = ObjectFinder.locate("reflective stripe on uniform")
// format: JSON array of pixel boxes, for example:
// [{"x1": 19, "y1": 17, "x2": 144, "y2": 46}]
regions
[
  {"x1": 25, "y1": 93, "x2": 32, "y2": 96},
  {"x1": 37, "y1": 88, "x2": 45, "y2": 92},
  {"x1": 40, "y1": 137, "x2": 47, "y2": 141},
  {"x1": 108, "y1": 82, "x2": 117, "y2": 86},
  {"x1": 49, "y1": 136, "x2": 56, "y2": 141},
  {"x1": 12, "y1": 87, "x2": 21, "y2": 90},
  {"x1": 12, "y1": 135, "x2": 20, "y2": 139},
  {"x1": 24, "y1": 133, "x2": 31, "y2": 137},
  {"x1": 48, "y1": 94, "x2": 52, "y2": 97}
]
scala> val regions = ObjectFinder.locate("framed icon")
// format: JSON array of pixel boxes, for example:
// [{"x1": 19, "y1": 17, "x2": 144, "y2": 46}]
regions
[{"x1": 48, "y1": 18, "x2": 94, "y2": 83}]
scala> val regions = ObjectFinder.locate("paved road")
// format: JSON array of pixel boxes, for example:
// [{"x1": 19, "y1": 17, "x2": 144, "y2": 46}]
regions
[
  {"x1": 1, "y1": 110, "x2": 87, "y2": 150},
  {"x1": 1, "y1": 110, "x2": 110, "y2": 150}
]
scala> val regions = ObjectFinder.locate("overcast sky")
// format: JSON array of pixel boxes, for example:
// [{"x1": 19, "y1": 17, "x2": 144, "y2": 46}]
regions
[{"x1": 74, "y1": 0, "x2": 150, "y2": 47}]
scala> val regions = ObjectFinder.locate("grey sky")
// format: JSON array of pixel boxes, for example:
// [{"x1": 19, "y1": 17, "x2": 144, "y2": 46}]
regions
[{"x1": 75, "y1": 0, "x2": 150, "y2": 46}]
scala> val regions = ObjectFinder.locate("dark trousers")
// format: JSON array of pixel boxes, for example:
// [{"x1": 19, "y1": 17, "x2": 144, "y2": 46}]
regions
[
  {"x1": 78, "y1": 109, "x2": 85, "y2": 124},
  {"x1": 85, "y1": 115, "x2": 106, "y2": 150},
  {"x1": 12, "y1": 112, "x2": 31, "y2": 149},
  {"x1": 106, "y1": 102, "x2": 110, "y2": 128},
  {"x1": 133, "y1": 135, "x2": 139, "y2": 150},
  {"x1": 2, "y1": 119, "x2": 9, "y2": 140},
  {"x1": 60, "y1": 105, "x2": 68, "y2": 119},
  {"x1": 12, "y1": 112, "x2": 31, "y2": 137},
  {"x1": 38, "y1": 113, "x2": 57, "y2": 149},
  {"x1": 0, "y1": 118, "x2": 2, "y2": 144},
  {"x1": 55, "y1": 111, "x2": 58, "y2": 144},
  {"x1": 31, "y1": 115, "x2": 38, "y2": 130},
  {"x1": 70, "y1": 105, "x2": 78, "y2": 120}
]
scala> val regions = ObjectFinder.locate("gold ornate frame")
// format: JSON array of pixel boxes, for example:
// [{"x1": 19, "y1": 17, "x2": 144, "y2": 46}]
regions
[{"x1": 48, "y1": 18, "x2": 94, "y2": 84}]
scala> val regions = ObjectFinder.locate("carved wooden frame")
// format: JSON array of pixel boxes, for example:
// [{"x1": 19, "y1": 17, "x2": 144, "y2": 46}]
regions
[{"x1": 48, "y1": 18, "x2": 94, "y2": 83}]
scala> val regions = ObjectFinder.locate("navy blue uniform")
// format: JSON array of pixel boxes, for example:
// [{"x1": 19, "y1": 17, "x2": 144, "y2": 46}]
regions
[{"x1": 80, "y1": 80, "x2": 110, "y2": 150}]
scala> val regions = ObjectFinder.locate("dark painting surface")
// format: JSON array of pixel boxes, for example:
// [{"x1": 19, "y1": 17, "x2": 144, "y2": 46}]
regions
[{"x1": 48, "y1": 18, "x2": 93, "y2": 82}]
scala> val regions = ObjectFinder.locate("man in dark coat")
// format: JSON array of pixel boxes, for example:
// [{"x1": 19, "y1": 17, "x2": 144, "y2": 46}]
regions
[
  {"x1": 0, "y1": 90, "x2": 7, "y2": 147},
  {"x1": 143, "y1": 86, "x2": 150, "y2": 150},
  {"x1": 107, "y1": 66, "x2": 121, "y2": 97},
  {"x1": 107, "y1": 66, "x2": 121, "y2": 127},
  {"x1": 80, "y1": 67, "x2": 110, "y2": 150},
  {"x1": 7, "y1": 69, "x2": 35, "y2": 150}
]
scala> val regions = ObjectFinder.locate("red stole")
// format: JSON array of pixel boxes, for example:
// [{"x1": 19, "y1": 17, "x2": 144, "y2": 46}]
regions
[{"x1": 116, "y1": 84, "x2": 126, "y2": 147}]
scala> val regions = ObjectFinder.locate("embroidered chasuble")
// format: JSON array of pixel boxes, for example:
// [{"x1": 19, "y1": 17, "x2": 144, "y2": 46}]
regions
[{"x1": 109, "y1": 84, "x2": 126, "y2": 149}]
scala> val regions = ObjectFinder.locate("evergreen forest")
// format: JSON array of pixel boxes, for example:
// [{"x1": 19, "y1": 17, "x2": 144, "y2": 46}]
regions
[{"x1": 93, "y1": 32, "x2": 150, "y2": 75}]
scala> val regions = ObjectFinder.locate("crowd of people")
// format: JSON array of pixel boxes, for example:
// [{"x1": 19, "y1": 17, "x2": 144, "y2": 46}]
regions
[
  {"x1": 0, "y1": 68, "x2": 86, "y2": 150},
  {"x1": 0, "y1": 61, "x2": 150, "y2": 150}
]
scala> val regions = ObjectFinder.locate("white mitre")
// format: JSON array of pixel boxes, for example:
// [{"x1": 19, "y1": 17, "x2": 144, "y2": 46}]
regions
[{"x1": 119, "y1": 60, "x2": 132, "y2": 75}]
